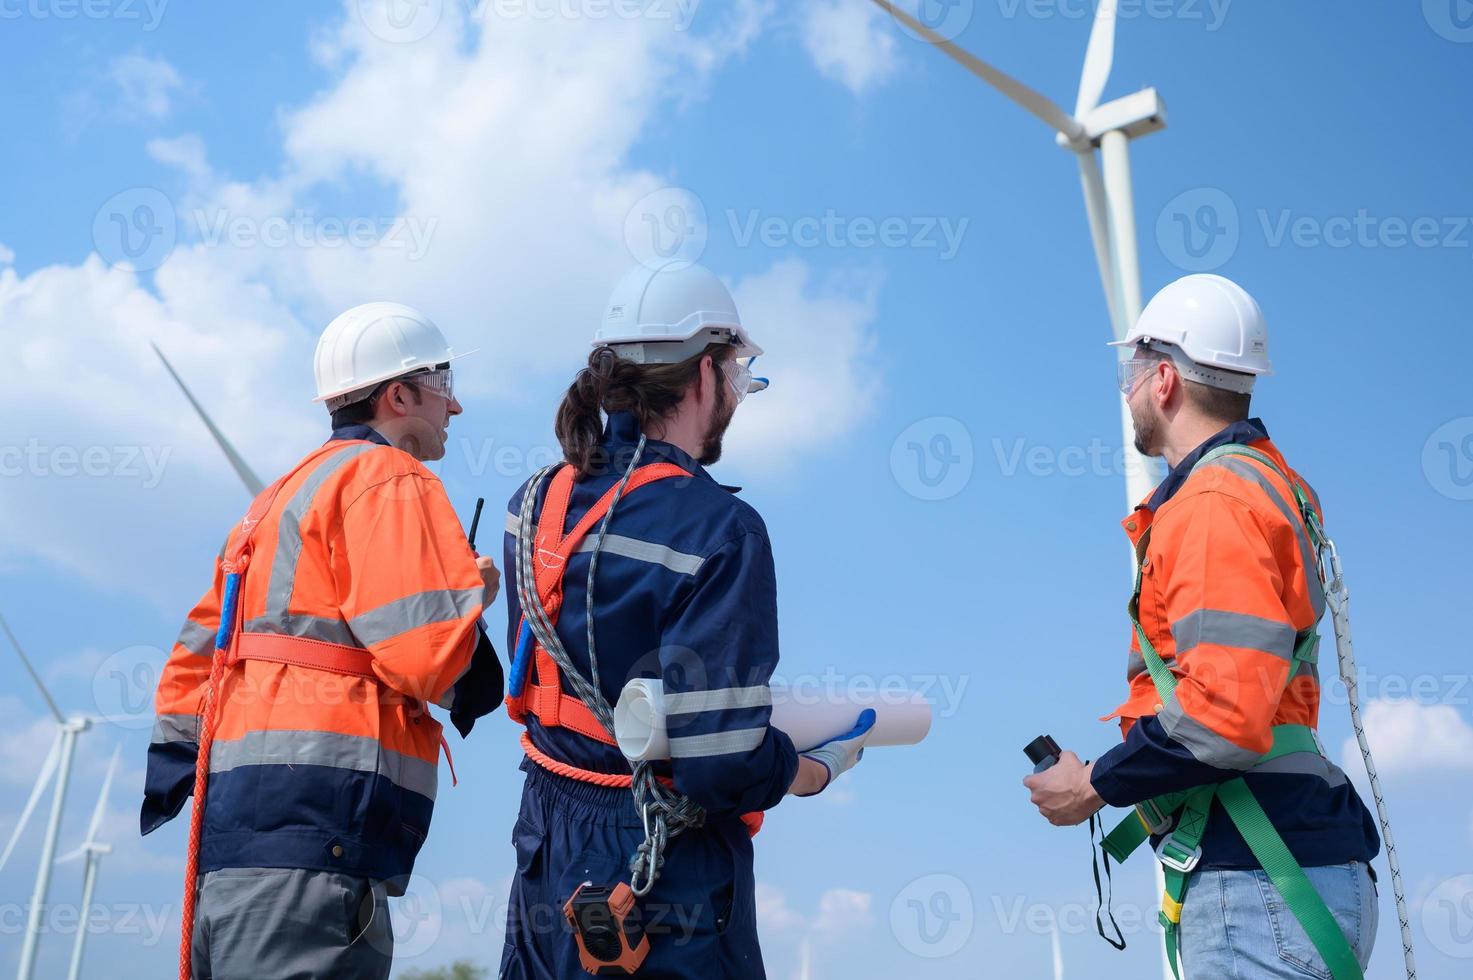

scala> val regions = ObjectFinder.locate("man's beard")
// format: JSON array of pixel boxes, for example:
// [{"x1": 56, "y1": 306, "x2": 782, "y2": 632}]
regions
[
  {"x1": 697, "y1": 377, "x2": 736, "y2": 466},
  {"x1": 1130, "y1": 397, "x2": 1160, "y2": 458}
]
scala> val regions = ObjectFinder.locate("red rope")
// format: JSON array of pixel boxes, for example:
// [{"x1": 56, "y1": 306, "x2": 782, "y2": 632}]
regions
[{"x1": 178, "y1": 646, "x2": 227, "y2": 979}]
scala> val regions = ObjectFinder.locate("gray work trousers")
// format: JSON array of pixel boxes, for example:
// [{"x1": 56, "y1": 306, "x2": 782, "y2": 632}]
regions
[{"x1": 190, "y1": 867, "x2": 393, "y2": 979}]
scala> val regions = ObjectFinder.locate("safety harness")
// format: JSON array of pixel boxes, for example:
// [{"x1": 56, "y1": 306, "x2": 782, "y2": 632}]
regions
[
  {"x1": 1100, "y1": 444, "x2": 1416, "y2": 980},
  {"x1": 177, "y1": 441, "x2": 460, "y2": 979}
]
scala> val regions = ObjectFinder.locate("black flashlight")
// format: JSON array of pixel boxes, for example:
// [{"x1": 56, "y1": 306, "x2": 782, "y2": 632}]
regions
[{"x1": 1024, "y1": 734, "x2": 1062, "y2": 774}]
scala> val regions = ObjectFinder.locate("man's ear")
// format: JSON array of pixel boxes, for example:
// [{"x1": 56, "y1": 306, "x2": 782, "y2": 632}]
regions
[{"x1": 698, "y1": 354, "x2": 716, "y2": 404}]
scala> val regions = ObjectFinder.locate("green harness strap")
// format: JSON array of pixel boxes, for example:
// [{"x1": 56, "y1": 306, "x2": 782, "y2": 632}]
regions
[{"x1": 1108, "y1": 443, "x2": 1363, "y2": 980}]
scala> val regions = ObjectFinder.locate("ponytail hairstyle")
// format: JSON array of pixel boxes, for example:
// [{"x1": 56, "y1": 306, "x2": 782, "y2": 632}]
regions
[{"x1": 555, "y1": 343, "x2": 733, "y2": 477}]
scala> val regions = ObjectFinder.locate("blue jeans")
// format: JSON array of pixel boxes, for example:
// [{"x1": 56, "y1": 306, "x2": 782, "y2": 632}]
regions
[{"x1": 1180, "y1": 862, "x2": 1378, "y2": 979}]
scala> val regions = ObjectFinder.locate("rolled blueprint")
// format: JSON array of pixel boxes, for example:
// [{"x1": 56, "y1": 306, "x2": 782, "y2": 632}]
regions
[{"x1": 614, "y1": 677, "x2": 932, "y2": 762}]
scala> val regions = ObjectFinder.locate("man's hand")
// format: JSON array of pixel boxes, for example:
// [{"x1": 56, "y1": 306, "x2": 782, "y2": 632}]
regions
[
  {"x1": 475, "y1": 555, "x2": 500, "y2": 606},
  {"x1": 1023, "y1": 751, "x2": 1105, "y2": 827}
]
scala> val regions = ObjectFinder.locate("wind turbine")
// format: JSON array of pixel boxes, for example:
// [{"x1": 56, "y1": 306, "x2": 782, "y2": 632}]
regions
[
  {"x1": 870, "y1": 0, "x2": 1162, "y2": 508},
  {"x1": 56, "y1": 747, "x2": 120, "y2": 980},
  {"x1": 0, "y1": 612, "x2": 141, "y2": 980},
  {"x1": 151, "y1": 342, "x2": 265, "y2": 496},
  {"x1": 867, "y1": 1, "x2": 1170, "y2": 975}
]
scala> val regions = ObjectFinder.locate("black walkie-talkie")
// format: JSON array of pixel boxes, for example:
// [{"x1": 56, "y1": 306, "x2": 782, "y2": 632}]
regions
[{"x1": 1024, "y1": 734, "x2": 1062, "y2": 773}]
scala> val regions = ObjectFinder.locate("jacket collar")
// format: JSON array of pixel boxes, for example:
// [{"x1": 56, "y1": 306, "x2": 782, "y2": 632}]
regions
[
  {"x1": 329, "y1": 423, "x2": 392, "y2": 447},
  {"x1": 1144, "y1": 417, "x2": 1270, "y2": 512},
  {"x1": 604, "y1": 411, "x2": 735, "y2": 491}
]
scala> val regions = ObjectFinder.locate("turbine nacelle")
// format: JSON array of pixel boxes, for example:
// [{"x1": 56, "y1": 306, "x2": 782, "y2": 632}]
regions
[{"x1": 1057, "y1": 88, "x2": 1168, "y2": 152}]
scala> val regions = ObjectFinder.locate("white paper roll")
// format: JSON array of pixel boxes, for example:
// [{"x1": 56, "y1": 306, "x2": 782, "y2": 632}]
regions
[{"x1": 614, "y1": 678, "x2": 932, "y2": 762}]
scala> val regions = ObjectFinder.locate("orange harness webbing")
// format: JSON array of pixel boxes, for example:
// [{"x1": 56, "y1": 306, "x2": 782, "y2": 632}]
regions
[
  {"x1": 505, "y1": 462, "x2": 688, "y2": 743},
  {"x1": 508, "y1": 462, "x2": 765, "y2": 839}
]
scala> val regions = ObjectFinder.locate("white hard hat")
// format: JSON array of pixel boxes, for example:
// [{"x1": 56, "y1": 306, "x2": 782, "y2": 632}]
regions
[
  {"x1": 596, "y1": 261, "x2": 763, "y2": 365},
  {"x1": 313, "y1": 302, "x2": 475, "y2": 409},
  {"x1": 1109, "y1": 274, "x2": 1270, "y2": 393}
]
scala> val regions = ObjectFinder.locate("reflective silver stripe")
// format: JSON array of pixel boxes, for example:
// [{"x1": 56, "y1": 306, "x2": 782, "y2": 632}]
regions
[
  {"x1": 208, "y1": 728, "x2": 438, "y2": 800},
  {"x1": 1199, "y1": 457, "x2": 1326, "y2": 619},
  {"x1": 1171, "y1": 609, "x2": 1296, "y2": 661},
  {"x1": 240, "y1": 614, "x2": 359, "y2": 647},
  {"x1": 175, "y1": 619, "x2": 216, "y2": 657},
  {"x1": 505, "y1": 512, "x2": 705, "y2": 575},
  {"x1": 152, "y1": 713, "x2": 199, "y2": 744},
  {"x1": 1158, "y1": 700, "x2": 1262, "y2": 770},
  {"x1": 668, "y1": 727, "x2": 766, "y2": 758},
  {"x1": 1126, "y1": 647, "x2": 1145, "y2": 681},
  {"x1": 573, "y1": 534, "x2": 704, "y2": 575},
  {"x1": 350, "y1": 588, "x2": 482, "y2": 648},
  {"x1": 665, "y1": 686, "x2": 771, "y2": 715},
  {"x1": 261, "y1": 443, "x2": 382, "y2": 633},
  {"x1": 1251, "y1": 751, "x2": 1348, "y2": 788}
]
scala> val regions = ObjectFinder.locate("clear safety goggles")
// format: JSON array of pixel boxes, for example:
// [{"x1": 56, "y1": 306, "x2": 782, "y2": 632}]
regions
[
  {"x1": 402, "y1": 366, "x2": 455, "y2": 402},
  {"x1": 723, "y1": 356, "x2": 769, "y2": 405},
  {"x1": 1116, "y1": 356, "x2": 1156, "y2": 395}
]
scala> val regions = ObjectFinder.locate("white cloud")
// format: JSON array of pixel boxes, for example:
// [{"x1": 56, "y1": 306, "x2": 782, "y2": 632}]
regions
[
  {"x1": 1, "y1": 0, "x2": 883, "y2": 604},
  {"x1": 812, "y1": 887, "x2": 873, "y2": 934},
  {"x1": 0, "y1": 243, "x2": 14, "y2": 266},
  {"x1": 1340, "y1": 699, "x2": 1473, "y2": 776},
  {"x1": 108, "y1": 53, "x2": 185, "y2": 120},
  {"x1": 800, "y1": 0, "x2": 898, "y2": 95},
  {"x1": 759, "y1": 883, "x2": 875, "y2": 978}
]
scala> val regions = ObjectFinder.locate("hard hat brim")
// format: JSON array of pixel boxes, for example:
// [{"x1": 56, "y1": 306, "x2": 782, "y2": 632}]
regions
[{"x1": 312, "y1": 347, "x2": 478, "y2": 403}]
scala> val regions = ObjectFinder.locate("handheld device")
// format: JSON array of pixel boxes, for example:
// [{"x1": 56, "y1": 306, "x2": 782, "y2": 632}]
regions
[
  {"x1": 1024, "y1": 734, "x2": 1062, "y2": 774},
  {"x1": 563, "y1": 881, "x2": 649, "y2": 975}
]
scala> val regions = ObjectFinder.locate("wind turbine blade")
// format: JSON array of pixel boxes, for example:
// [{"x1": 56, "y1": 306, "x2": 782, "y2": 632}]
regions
[
  {"x1": 151, "y1": 342, "x2": 266, "y2": 497},
  {"x1": 870, "y1": 0, "x2": 1086, "y2": 144},
  {"x1": 1075, "y1": 0, "x2": 1119, "y2": 117},
  {"x1": 1076, "y1": 152, "x2": 1126, "y2": 338},
  {"x1": 0, "y1": 609, "x2": 65, "y2": 724},
  {"x1": 0, "y1": 733, "x2": 61, "y2": 873},
  {"x1": 1051, "y1": 916, "x2": 1064, "y2": 980},
  {"x1": 82, "y1": 746, "x2": 120, "y2": 848}
]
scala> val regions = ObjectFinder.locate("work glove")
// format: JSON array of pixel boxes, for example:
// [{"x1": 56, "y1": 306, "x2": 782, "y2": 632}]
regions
[{"x1": 797, "y1": 709, "x2": 877, "y2": 796}]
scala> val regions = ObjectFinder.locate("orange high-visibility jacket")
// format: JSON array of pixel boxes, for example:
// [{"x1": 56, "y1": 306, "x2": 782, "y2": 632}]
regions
[
  {"x1": 141, "y1": 432, "x2": 488, "y2": 881},
  {"x1": 1107, "y1": 434, "x2": 1326, "y2": 759}
]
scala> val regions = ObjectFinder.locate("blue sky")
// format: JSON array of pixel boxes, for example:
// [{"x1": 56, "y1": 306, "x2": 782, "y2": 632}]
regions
[{"x1": 2, "y1": 1, "x2": 1472, "y2": 977}]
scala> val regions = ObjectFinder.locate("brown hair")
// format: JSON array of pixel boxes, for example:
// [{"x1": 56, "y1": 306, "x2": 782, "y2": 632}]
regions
[
  {"x1": 554, "y1": 344, "x2": 732, "y2": 477},
  {"x1": 1137, "y1": 347, "x2": 1251, "y2": 424}
]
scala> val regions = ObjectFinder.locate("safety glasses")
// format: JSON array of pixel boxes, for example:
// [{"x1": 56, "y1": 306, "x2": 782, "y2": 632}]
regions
[
  {"x1": 403, "y1": 366, "x2": 455, "y2": 402},
  {"x1": 723, "y1": 356, "x2": 769, "y2": 405},
  {"x1": 1117, "y1": 357, "x2": 1156, "y2": 396}
]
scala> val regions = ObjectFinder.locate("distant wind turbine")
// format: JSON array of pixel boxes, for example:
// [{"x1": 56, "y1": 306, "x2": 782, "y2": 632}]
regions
[
  {"x1": 57, "y1": 746, "x2": 120, "y2": 980},
  {"x1": 0, "y1": 612, "x2": 143, "y2": 980}
]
